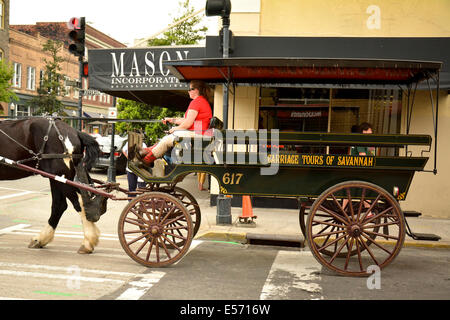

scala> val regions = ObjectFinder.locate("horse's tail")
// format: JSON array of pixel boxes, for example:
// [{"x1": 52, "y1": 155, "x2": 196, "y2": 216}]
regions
[{"x1": 77, "y1": 131, "x2": 100, "y2": 170}]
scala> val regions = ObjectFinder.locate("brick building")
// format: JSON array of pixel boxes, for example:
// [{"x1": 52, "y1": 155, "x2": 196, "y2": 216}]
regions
[
  {"x1": 4, "y1": 20, "x2": 126, "y2": 133},
  {"x1": 0, "y1": 0, "x2": 9, "y2": 61}
]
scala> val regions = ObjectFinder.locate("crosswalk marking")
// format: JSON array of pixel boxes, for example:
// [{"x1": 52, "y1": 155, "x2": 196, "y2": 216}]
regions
[
  {"x1": 115, "y1": 240, "x2": 203, "y2": 300},
  {"x1": 260, "y1": 250, "x2": 323, "y2": 300},
  {"x1": 0, "y1": 224, "x2": 31, "y2": 235}
]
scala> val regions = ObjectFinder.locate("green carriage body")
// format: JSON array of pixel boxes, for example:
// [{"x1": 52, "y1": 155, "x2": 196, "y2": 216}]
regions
[{"x1": 128, "y1": 131, "x2": 431, "y2": 201}]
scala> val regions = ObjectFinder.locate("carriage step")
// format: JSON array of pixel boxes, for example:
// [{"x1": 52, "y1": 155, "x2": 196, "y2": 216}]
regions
[
  {"x1": 409, "y1": 233, "x2": 441, "y2": 241},
  {"x1": 403, "y1": 211, "x2": 422, "y2": 217}
]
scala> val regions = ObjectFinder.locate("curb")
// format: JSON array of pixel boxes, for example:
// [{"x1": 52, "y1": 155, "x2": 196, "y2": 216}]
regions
[{"x1": 196, "y1": 230, "x2": 450, "y2": 249}]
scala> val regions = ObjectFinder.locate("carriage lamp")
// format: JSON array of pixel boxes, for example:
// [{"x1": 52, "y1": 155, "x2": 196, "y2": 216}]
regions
[{"x1": 393, "y1": 186, "x2": 399, "y2": 197}]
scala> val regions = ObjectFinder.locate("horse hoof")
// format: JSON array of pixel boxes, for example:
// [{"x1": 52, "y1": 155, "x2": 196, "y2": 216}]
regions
[
  {"x1": 77, "y1": 245, "x2": 93, "y2": 254},
  {"x1": 28, "y1": 239, "x2": 43, "y2": 249}
]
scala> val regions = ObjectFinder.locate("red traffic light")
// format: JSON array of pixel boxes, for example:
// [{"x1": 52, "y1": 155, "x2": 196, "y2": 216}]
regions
[
  {"x1": 82, "y1": 62, "x2": 88, "y2": 77},
  {"x1": 67, "y1": 17, "x2": 81, "y2": 30}
]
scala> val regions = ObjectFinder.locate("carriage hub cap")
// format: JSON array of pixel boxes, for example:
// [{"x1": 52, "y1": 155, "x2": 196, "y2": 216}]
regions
[
  {"x1": 348, "y1": 224, "x2": 361, "y2": 237},
  {"x1": 150, "y1": 225, "x2": 162, "y2": 236}
]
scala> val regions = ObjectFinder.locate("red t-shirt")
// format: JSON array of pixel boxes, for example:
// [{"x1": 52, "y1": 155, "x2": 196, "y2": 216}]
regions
[{"x1": 185, "y1": 96, "x2": 212, "y2": 133}]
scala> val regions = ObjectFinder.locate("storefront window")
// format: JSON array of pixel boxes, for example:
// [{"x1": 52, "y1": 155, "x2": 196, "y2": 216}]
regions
[
  {"x1": 259, "y1": 86, "x2": 402, "y2": 155},
  {"x1": 16, "y1": 105, "x2": 31, "y2": 117}
]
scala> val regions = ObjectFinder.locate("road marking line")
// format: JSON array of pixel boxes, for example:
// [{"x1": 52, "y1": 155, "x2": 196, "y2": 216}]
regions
[
  {"x1": 0, "y1": 269, "x2": 125, "y2": 284},
  {"x1": 0, "y1": 191, "x2": 33, "y2": 200},
  {"x1": 19, "y1": 228, "x2": 118, "y2": 237},
  {"x1": 0, "y1": 186, "x2": 48, "y2": 194},
  {"x1": 10, "y1": 231, "x2": 118, "y2": 241},
  {"x1": 0, "y1": 262, "x2": 154, "y2": 278},
  {"x1": 260, "y1": 250, "x2": 323, "y2": 300},
  {"x1": 0, "y1": 224, "x2": 31, "y2": 235}
]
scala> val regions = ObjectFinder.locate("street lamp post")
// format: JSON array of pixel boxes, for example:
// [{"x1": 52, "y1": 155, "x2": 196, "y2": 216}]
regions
[{"x1": 206, "y1": 0, "x2": 233, "y2": 225}]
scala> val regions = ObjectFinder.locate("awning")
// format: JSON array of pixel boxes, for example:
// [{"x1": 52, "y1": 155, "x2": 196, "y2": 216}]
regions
[{"x1": 165, "y1": 57, "x2": 442, "y2": 87}]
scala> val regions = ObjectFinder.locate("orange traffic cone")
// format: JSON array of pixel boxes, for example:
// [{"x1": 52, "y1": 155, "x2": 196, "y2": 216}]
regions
[{"x1": 239, "y1": 195, "x2": 257, "y2": 224}]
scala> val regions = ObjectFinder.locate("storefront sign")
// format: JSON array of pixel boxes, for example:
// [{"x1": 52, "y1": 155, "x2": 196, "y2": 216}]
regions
[
  {"x1": 277, "y1": 110, "x2": 327, "y2": 118},
  {"x1": 88, "y1": 47, "x2": 205, "y2": 91}
]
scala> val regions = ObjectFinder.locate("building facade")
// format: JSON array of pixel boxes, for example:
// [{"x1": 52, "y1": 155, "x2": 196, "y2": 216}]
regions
[
  {"x1": 4, "y1": 21, "x2": 126, "y2": 133},
  {"x1": 204, "y1": 0, "x2": 450, "y2": 218}
]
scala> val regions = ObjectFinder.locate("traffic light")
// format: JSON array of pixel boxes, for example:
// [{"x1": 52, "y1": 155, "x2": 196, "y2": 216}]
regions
[
  {"x1": 205, "y1": 0, "x2": 231, "y2": 17},
  {"x1": 82, "y1": 62, "x2": 88, "y2": 77},
  {"x1": 67, "y1": 17, "x2": 85, "y2": 57}
]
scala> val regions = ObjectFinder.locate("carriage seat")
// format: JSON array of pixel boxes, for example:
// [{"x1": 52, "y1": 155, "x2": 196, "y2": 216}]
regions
[{"x1": 165, "y1": 116, "x2": 224, "y2": 165}]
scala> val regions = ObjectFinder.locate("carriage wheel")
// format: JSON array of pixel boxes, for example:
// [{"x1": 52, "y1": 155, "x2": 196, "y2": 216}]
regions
[
  {"x1": 306, "y1": 181, "x2": 405, "y2": 276},
  {"x1": 159, "y1": 186, "x2": 201, "y2": 239},
  {"x1": 118, "y1": 192, "x2": 193, "y2": 267}
]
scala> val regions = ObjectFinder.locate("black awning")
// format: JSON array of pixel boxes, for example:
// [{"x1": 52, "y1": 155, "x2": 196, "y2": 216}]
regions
[
  {"x1": 107, "y1": 89, "x2": 191, "y2": 112},
  {"x1": 165, "y1": 57, "x2": 442, "y2": 86}
]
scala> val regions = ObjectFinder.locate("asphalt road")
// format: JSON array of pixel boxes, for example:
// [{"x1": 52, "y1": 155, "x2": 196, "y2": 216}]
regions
[{"x1": 0, "y1": 173, "x2": 449, "y2": 302}]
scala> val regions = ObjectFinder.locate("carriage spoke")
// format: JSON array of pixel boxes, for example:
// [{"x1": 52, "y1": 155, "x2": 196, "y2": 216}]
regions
[
  {"x1": 161, "y1": 234, "x2": 182, "y2": 252},
  {"x1": 330, "y1": 193, "x2": 351, "y2": 222},
  {"x1": 124, "y1": 218, "x2": 149, "y2": 229},
  {"x1": 312, "y1": 219, "x2": 346, "y2": 229},
  {"x1": 318, "y1": 204, "x2": 349, "y2": 225},
  {"x1": 159, "y1": 237, "x2": 172, "y2": 259},
  {"x1": 127, "y1": 232, "x2": 150, "y2": 246},
  {"x1": 163, "y1": 214, "x2": 187, "y2": 226},
  {"x1": 317, "y1": 233, "x2": 347, "y2": 252},
  {"x1": 163, "y1": 231, "x2": 187, "y2": 241},
  {"x1": 362, "y1": 220, "x2": 399, "y2": 229},
  {"x1": 135, "y1": 235, "x2": 151, "y2": 256},
  {"x1": 344, "y1": 237, "x2": 355, "y2": 270},
  {"x1": 359, "y1": 235, "x2": 379, "y2": 266},
  {"x1": 362, "y1": 205, "x2": 393, "y2": 225},
  {"x1": 360, "y1": 232, "x2": 393, "y2": 255},
  {"x1": 363, "y1": 229, "x2": 399, "y2": 241},
  {"x1": 145, "y1": 237, "x2": 156, "y2": 262},
  {"x1": 312, "y1": 229, "x2": 346, "y2": 239},
  {"x1": 346, "y1": 189, "x2": 355, "y2": 221},
  {"x1": 329, "y1": 235, "x2": 350, "y2": 264},
  {"x1": 356, "y1": 188, "x2": 366, "y2": 221},
  {"x1": 361, "y1": 194, "x2": 382, "y2": 221}
]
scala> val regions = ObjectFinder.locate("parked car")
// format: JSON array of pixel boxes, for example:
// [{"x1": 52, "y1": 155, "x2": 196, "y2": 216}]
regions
[{"x1": 92, "y1": 134, "x2": 128, "y2": 175}]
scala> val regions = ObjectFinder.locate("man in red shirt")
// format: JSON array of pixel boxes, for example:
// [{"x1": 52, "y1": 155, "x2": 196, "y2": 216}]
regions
[{"x1": 137, "y1": 80, "x2": 213, "y2": 166}]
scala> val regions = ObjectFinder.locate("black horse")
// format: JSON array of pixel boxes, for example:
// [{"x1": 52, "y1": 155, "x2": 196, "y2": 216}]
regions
[{"x1": 0, "y1": 117, "x2": 106, "y2": 254}]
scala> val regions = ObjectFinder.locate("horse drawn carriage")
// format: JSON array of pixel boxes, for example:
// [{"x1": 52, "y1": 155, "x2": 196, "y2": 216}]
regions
[{"x1": 0, "y1": 57, "x2": 442, "y2": 277}]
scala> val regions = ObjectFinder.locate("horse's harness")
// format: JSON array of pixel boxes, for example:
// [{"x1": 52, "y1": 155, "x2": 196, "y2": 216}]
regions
[{"x1": 0, "y1": 117, "x2": 80, "y2": 169}]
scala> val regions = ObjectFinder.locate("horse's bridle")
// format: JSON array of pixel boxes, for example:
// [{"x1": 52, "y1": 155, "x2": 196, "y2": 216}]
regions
[{"x1": 0, "y1": 117, "x2": 80, "y2": 169}]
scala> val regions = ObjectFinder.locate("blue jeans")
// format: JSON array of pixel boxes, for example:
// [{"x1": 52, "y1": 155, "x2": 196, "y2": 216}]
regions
[{"x1": 127, "y1": 172, "x2": 146, "y2": 198}]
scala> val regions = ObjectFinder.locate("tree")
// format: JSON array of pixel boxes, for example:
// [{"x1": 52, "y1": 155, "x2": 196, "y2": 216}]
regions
[
  {"x1": 0, "y1": 60, "x2": 18, "y2": 113},
  {"x1": 148, "y1": 0, "x2": 208, "y2": 46},
  {"x1": 28, "y1": 40, "x2": 67, "y2": 115},
  {"x1": 117, "y1": 0, "x2": 206, "y2": 140},
  {"x1": 115, "y1": 99, "x2": 182, "y2": 145}
]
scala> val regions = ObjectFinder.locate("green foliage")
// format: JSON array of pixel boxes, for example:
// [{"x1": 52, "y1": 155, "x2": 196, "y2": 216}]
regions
[
  {"x1": 0, "y1": 60, "x2": 18, "y2": 106},
  {"x1": 28, "y1": 40, "x2": 67, "y2": 115},
  {"x1": 115, "y1": 98, "x2": 183, "y2": 145},
  {"x1": 147, "y1": 0, "x2": 208, "y2": 46}
]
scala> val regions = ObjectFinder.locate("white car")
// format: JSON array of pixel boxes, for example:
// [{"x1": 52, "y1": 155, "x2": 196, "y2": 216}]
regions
[{"x1": 92, "y1": 134, "x2": 128, "y2": 174}]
